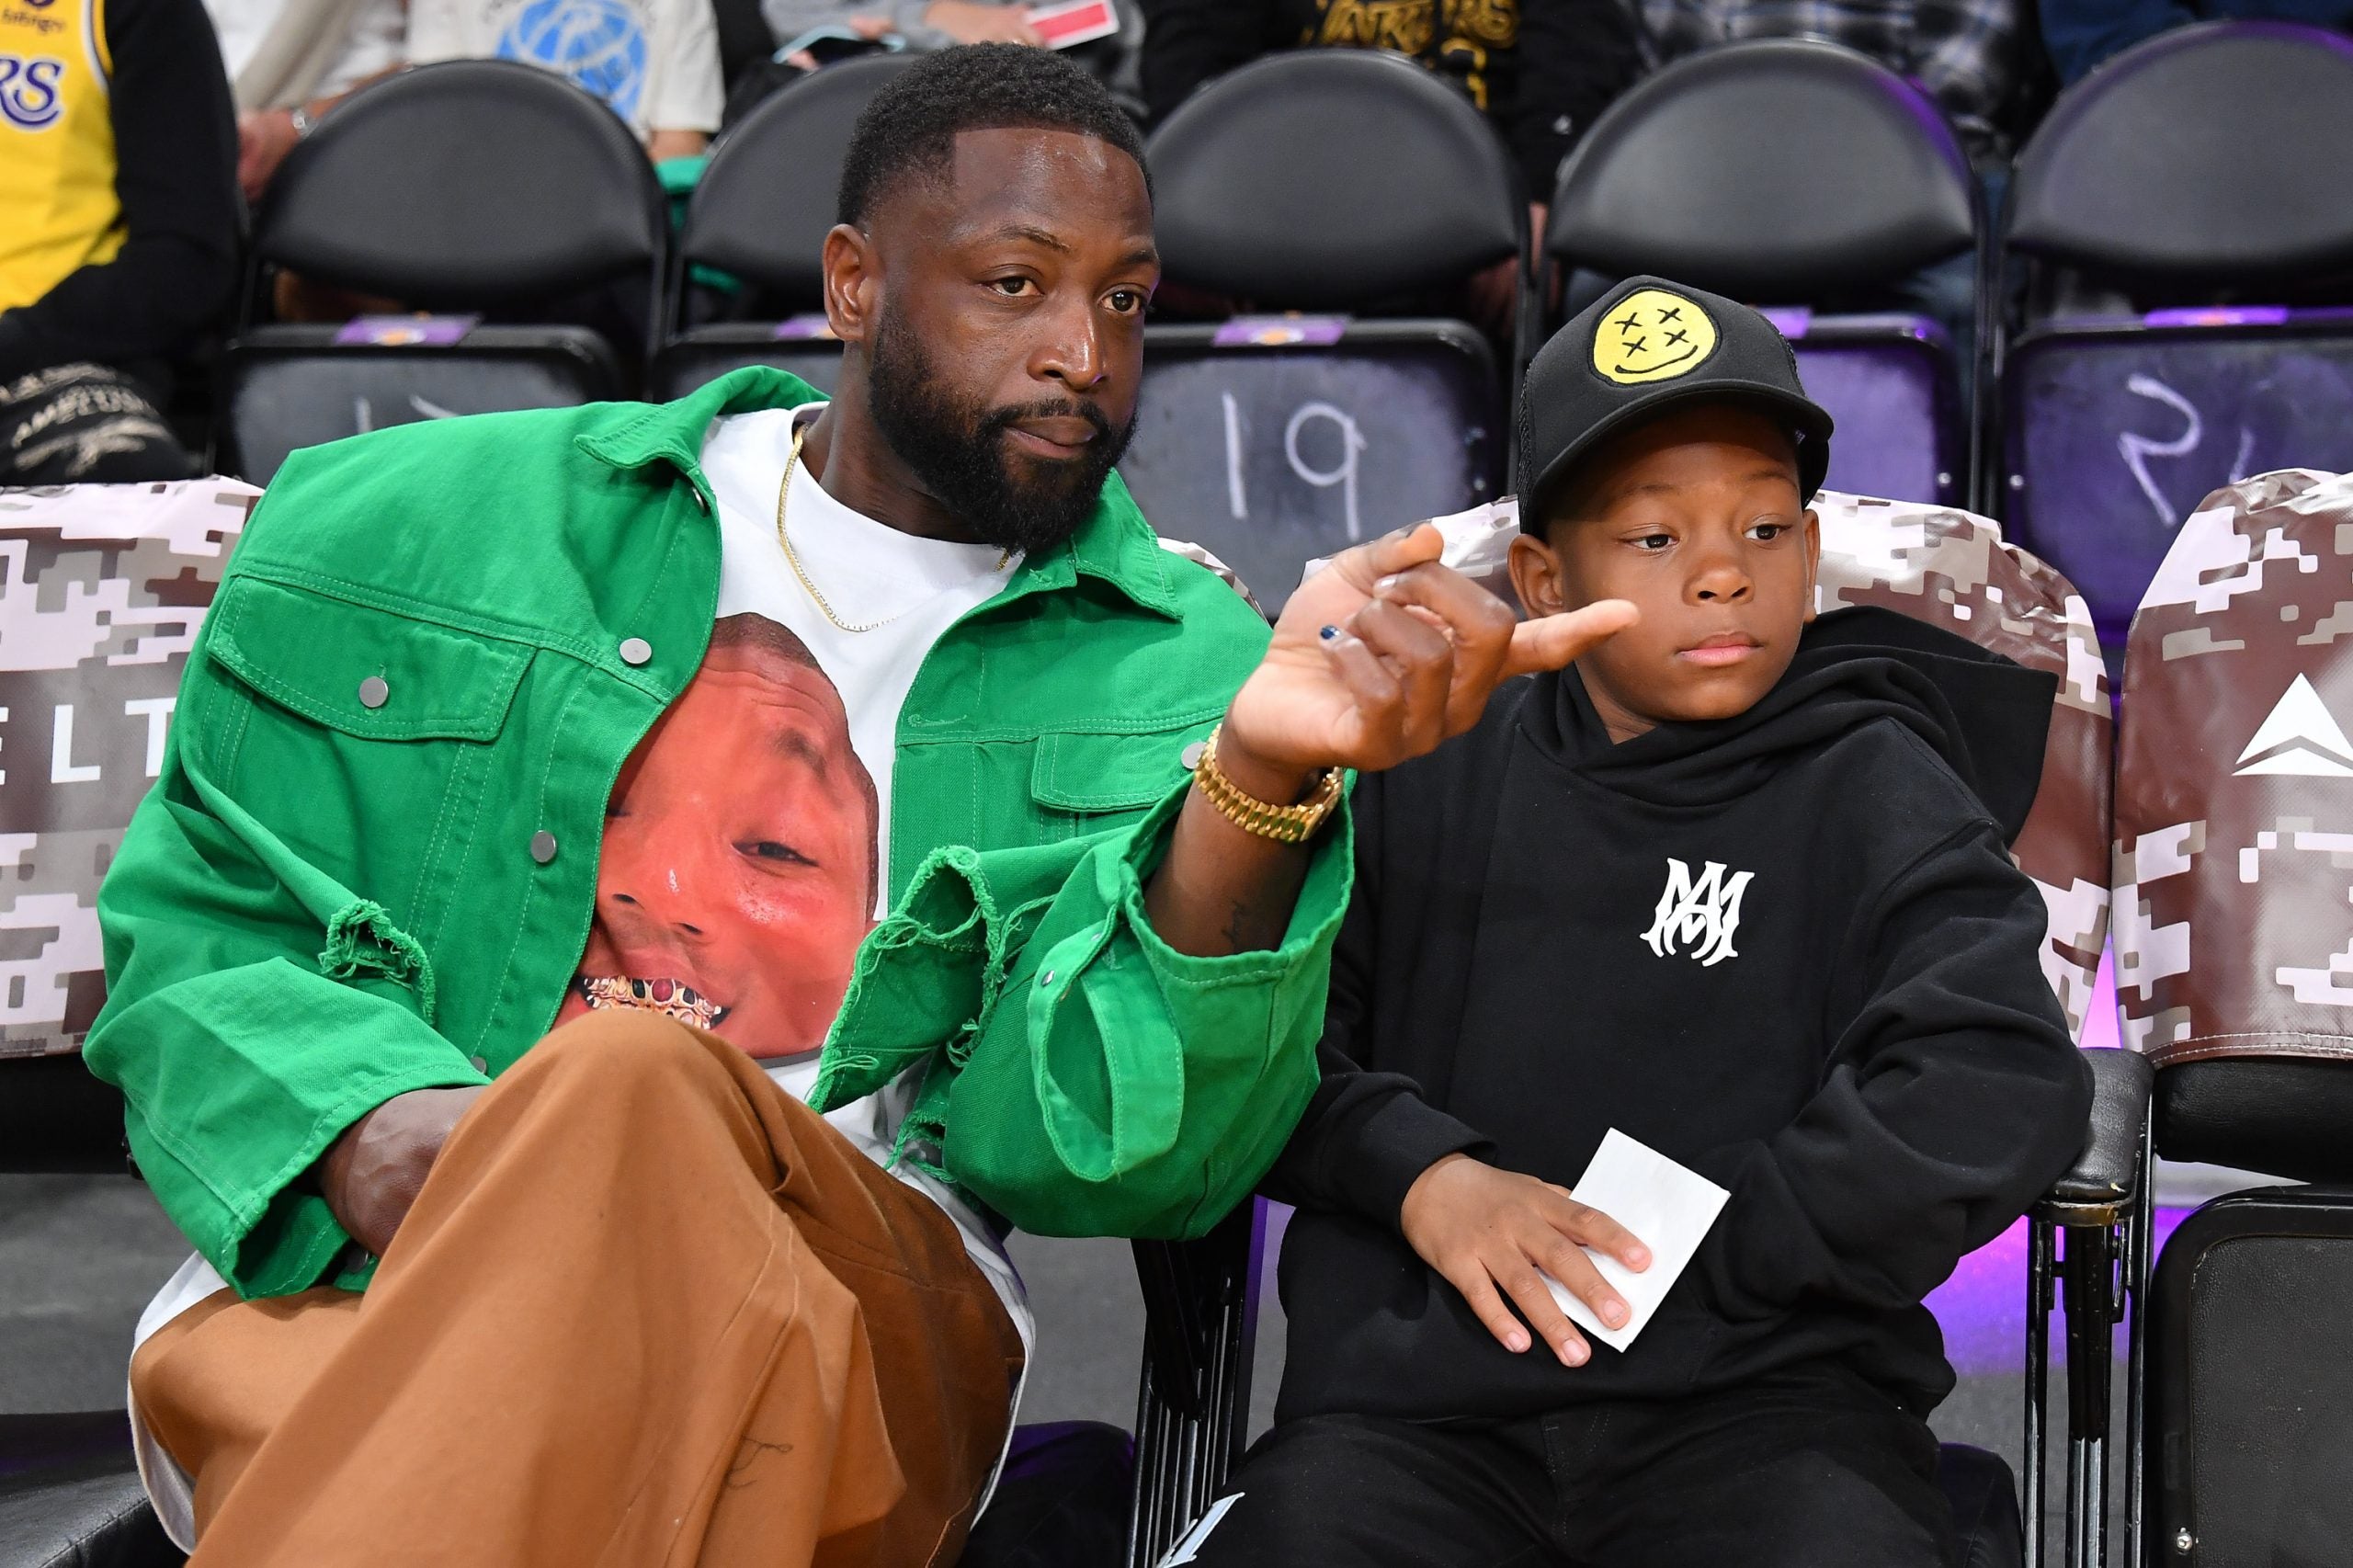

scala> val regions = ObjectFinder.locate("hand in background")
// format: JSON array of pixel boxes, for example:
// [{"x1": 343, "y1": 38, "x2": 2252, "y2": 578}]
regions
[
  {"x1": 922, "y1": 0, "x2": 1046, "y2": 43},
  {"x1": 236, "y1": 109, "x2": 301, "y2": 205},
  {"x1": 314, "y1": 1085, "x2": 486, "y2": 1258},
  {"x1": 1400, "y1": 1153, "x2": 1651, "y2": 1368}
]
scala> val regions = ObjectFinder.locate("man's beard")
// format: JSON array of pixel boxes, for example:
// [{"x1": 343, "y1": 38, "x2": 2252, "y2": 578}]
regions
[{"x1": 865, "y1": 308, "x2": 1136, "y2": 558}]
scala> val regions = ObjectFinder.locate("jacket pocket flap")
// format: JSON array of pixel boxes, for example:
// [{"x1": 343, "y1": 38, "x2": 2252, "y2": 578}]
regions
[
  {"x1": 1029, "y1": 722, "x2": 1214, "y2": 813},
  {"x1": 207, "y1": 577, "x2": 532, "y2": 742}
]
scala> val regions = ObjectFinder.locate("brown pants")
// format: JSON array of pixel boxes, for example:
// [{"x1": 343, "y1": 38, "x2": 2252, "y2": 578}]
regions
[{"x1": 131, "y1": 1011, "x2": 1025, "y2": 1568}]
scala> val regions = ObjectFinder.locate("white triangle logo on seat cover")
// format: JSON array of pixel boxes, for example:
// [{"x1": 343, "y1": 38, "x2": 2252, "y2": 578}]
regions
[{"x1": 2234, "y1": 674, "x2": 2353, "y2": 777}]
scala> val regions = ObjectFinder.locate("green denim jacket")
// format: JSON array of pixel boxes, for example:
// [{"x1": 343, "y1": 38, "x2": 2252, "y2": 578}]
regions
[{"x1": 85, "y1": 369, "x2": 1349, "y2": 1301}]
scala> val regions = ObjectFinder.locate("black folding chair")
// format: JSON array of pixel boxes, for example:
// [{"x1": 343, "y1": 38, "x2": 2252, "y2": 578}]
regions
[
  {"x1": 219, "y1": 61, "x2": 669, "y2": 483},
  {"x1": 1997, "y1": 22, "x2": 2353, "y2": 650},
  {"x1": 1545, "y1": 39, "x2": 1982, "y2": 510},
  {"x1": 1133, "y1": 50, "x2": 1522, "y2": 614},
  {"x1": 650, "y1": 54, "x2": 918, "y2": 401}
]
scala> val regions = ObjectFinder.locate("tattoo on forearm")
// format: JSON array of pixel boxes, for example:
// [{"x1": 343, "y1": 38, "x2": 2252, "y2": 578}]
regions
[{"x1": 1222, "y1": 896, "x2": 1284, "y2": 955}]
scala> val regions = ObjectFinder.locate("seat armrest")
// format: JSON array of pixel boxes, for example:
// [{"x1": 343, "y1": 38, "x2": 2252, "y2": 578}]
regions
[{"x1": 2033, "y1": 1047, "x2": 2153, "y2": 1224}]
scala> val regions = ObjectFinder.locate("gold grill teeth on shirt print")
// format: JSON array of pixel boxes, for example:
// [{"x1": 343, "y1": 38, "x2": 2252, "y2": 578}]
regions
[{"x1": 576, "y1": 974, "x2": 729, "y2": 1029}]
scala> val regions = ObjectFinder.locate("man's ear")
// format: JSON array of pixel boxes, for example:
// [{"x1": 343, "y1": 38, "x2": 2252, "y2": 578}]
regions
[
  {"x1": 1800, "y1": 506, "x2": 1823, "y2": 623},
  {"x1": 822, "y1": 223, "x2": 879, "y2": 346},
  {"x1": 1507, "y1": 529, "x2": 1570, "y2": 619}
]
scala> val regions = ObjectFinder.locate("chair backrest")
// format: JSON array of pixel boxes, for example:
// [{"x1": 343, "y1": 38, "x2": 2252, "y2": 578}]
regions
[
  {"x1": 1809, "y1": 492, "x2": 2113, "y2": 1041},
  {"x1": 0, "y1": 480, "x2": 256, "y2": 1169},
  {"x1": 2001, "y1": 310, "x2": 2353, "y2": 643},
  {"x1": 1545, "y1": 40, "x2": 1974, "y2": 300},
  {"x1": 1544, "y1": 42, "x2": 1974, "y2": 508},
  {"x1": 2006, "y1": 22, "x2": 2353, "y2": 291},
  {"x1": 1117, "y1": 321, "x2": 1504, "y2": 617},
  {"x1": 1144, "y1": 51, "x2": 1522, "y2": 309},
  {"x1": 2112, "y1": 467, "x2": 2353, "y2": 1067},
  {"x1": 680, "y1": 55, "x2": 919, "y2": 308},
  {"x1": 255, "y1": 60, "x2": 668, "y2": 306}
]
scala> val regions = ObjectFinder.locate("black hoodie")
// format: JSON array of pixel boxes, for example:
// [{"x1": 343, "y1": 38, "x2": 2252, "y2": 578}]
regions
[{"x1": 1267, "y1": 605, "x2": 2095, "y2": 1426}]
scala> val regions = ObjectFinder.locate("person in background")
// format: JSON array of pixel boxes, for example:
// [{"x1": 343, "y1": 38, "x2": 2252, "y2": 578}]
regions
[
  {"x1": 1633, "y1": 0, "x2": 2030, "y2": 163},
  {"x1": 204, "y1": 0, "x2": 407, "y2": 200},
  {"x1": 1138, "y1": 0, "x2": 1639, "y2": 335},
  {"x1": 2040, "y1": 0, "x2": 2352, "y2": 83},
  {"x1": 0, "y1": 0, "x2": 240, "y2": 483},
  {"x1": 407, "y1": 0, "x2": 723, "y2": 156},
  {"x1": 735, "y1": 0, "x2": 1143, "y2": 127},
  {"x1": 1140, "y1": 0, "x2": 1640, "y2": 218}
]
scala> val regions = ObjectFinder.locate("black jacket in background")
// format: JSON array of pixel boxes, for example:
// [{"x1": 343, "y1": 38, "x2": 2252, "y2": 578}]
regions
[
  {"x1": 1268, "y1": 607, "x2": 2094, "y2": 1425},
  {"x1": 0, "y1": 0, "x2": 241, "y2": 385},
  {"x1": 1138, "y1": 0, "x2": 1640, "y2": 198}
]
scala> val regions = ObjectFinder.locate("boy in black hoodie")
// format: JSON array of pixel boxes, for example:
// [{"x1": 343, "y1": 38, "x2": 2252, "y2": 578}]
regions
[{"x1": 1180, "y1": 279, "x2": 2094, "y2": 1568}]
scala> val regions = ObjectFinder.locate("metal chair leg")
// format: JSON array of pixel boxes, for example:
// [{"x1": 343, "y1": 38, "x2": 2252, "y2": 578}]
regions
[
  {"x1": 2123, "y1": 1120, "x2": 2154, "y2": 1568},
  {"x1": 2063, "y1": 1219, "x2": 2121, "y2": 1568},
  {"x1": 2027, "y1": 1218, "x2": 2055, "y2": 1568}
]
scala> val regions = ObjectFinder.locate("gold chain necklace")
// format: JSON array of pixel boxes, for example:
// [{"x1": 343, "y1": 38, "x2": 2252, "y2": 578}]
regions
[
  {"x1": 775, "y1": 422, "x2": 906, "y2": 634},
  {"x1": 772, "y1": 422, "x2": 1013, "y2": 634}
]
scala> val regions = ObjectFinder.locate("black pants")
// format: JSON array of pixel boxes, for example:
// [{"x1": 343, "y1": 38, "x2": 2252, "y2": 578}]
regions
[
  {"x1": 1, "y1": 363, "x2": 194, "y2": 483},
  {"x1": 1176, "y1": 1369, "x2": 1957, "y2": 1568}
]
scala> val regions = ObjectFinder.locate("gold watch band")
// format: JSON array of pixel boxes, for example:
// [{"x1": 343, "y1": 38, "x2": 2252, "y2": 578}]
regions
[{"x1": 1190, "y1": 724, "x2": 1344, "y2": 845}]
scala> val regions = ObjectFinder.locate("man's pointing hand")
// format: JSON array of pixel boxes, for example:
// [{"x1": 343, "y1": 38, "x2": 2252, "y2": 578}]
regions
[{"x1": 1221, "y1": 521, "x2": 1639, "y2": 778}]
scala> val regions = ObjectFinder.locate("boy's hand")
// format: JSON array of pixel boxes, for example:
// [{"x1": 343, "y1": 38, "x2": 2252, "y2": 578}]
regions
[
  {"x1": 1399, "y1": 1153, "x2": 1651, "y2": 1368},
  {"x1": 1221, "y1": 522, "x2": 1637, "y2": 779}
]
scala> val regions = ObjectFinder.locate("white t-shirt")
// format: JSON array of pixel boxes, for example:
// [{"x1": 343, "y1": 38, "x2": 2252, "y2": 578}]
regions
[
  {"x1": 127, "y1": 404, "x2": 1031, "y2": 1551},
  {"x1": 204, "y1": 0, "x2": 407, "y2": 98},
  {"x1": 700, "y1": 403, "x2": 1033, "y2": 1379},
  {"x1": 406, "y1": 0, "x2": 722, "y2": 136}
]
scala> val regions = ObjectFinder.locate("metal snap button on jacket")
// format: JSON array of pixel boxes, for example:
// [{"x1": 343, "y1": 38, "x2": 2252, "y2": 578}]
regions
[
  {"x1": 619, "y1": 637, "x2": 652, "y2": 666},
  {"x1": 529, "y1": 830, "x2": 558, "y2": 865},
  {"x1": 1180, "y1": 740, "x2": 1206, "y2": 770},
  {"x1": 358, "y1": 676, "x2": 389, "y2": 710}
]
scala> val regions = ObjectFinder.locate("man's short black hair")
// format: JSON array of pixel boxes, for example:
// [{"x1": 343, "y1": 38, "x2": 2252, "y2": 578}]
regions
[{"x1": 836, "y1": 44, "x2": 1150, "y2": 227}]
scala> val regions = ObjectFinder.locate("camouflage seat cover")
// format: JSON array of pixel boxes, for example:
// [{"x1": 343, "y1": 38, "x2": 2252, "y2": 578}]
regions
[
  {"x1": 0, "y1": 479, "x2": 258, "y2": 1061},
  {"x1": 2116, "y1": 469, "x2": 2353, "y2": 1067}
]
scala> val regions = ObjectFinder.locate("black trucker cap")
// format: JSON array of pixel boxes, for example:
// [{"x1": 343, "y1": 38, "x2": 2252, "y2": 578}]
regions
[{"x1": 1518, "y1": 275, "x2": 1836, "y2": 527}]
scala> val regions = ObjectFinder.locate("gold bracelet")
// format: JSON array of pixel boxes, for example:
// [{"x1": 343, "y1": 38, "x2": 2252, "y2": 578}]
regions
[{"x1": 1190, "y1": 725, "x2": 1344, "y2": 845}]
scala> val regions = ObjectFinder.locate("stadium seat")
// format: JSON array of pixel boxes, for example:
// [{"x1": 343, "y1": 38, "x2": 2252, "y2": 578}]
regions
[
  {"x1": 1546, "y1": 40, "x2": 1980, "y2": 510},
  {"x1": 1135, "y1": 51, "x2": 1520, "y2": 614},
  {"x1": 2109, "y1": 468, "x2": 2353, "y2": 1568},
  {"x1": 1128, "y1": 493, "x2": 2150, "y2": 1568},
  {"x1": 1999, "y1": 22, "x2": 2353, "y2": 649},
  {"x1": 651, "y1": 55, "x2": 919, "y2": 402},
  {"x1": 219, "y1": 62, "x2": 669, "y2": 484}
]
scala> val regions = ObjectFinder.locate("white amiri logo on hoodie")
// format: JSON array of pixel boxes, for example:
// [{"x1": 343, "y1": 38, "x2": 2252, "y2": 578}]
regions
[{"x1": 1643, "y1": 858, "x2": 1754, "y2": 967}]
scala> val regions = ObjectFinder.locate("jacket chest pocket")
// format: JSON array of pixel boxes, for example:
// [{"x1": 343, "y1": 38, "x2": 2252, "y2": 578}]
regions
[
  {"x1": 1028, "y1": 721, "x2": 1218, "y2": 836},
  {"x1": 202, "y1": 575, "x2": 536, "y2": 932}
]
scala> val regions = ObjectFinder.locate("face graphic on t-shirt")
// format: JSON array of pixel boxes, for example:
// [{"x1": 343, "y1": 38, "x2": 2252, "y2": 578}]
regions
[{"x1": 556, "y1": 614, "x2": 880, "y2": 1062}]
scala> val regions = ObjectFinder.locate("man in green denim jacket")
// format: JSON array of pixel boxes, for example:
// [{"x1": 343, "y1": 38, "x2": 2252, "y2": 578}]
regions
[{"x1": 87, "y1": 49, "x2": 1633, "y2": 1568}]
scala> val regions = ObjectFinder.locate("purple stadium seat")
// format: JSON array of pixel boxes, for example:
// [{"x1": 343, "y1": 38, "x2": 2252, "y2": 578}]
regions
[
  {"x1": 1764, "y1": 310, "x2": 1960, "y2": 505},
  {"x1": 222, "y1": 62, "x2": 667, "y2": 483},
  {"x1": 1547, "y1": 40, "x2": 1980, "y2": 509},
  {"x1": 1999, "y1": 23, "x2": 2353, "y2": 648}
]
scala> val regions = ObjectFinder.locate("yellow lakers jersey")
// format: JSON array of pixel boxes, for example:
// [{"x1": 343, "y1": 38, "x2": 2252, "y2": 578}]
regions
[{"x1": 1, "y1": 0, "x2": 122, "y2": 314}]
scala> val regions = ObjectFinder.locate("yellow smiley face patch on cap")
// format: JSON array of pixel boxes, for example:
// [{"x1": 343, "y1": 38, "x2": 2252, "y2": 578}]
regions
[{"x1": 1593, "y1": 288, "x2": 1719, "y2": 385}]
